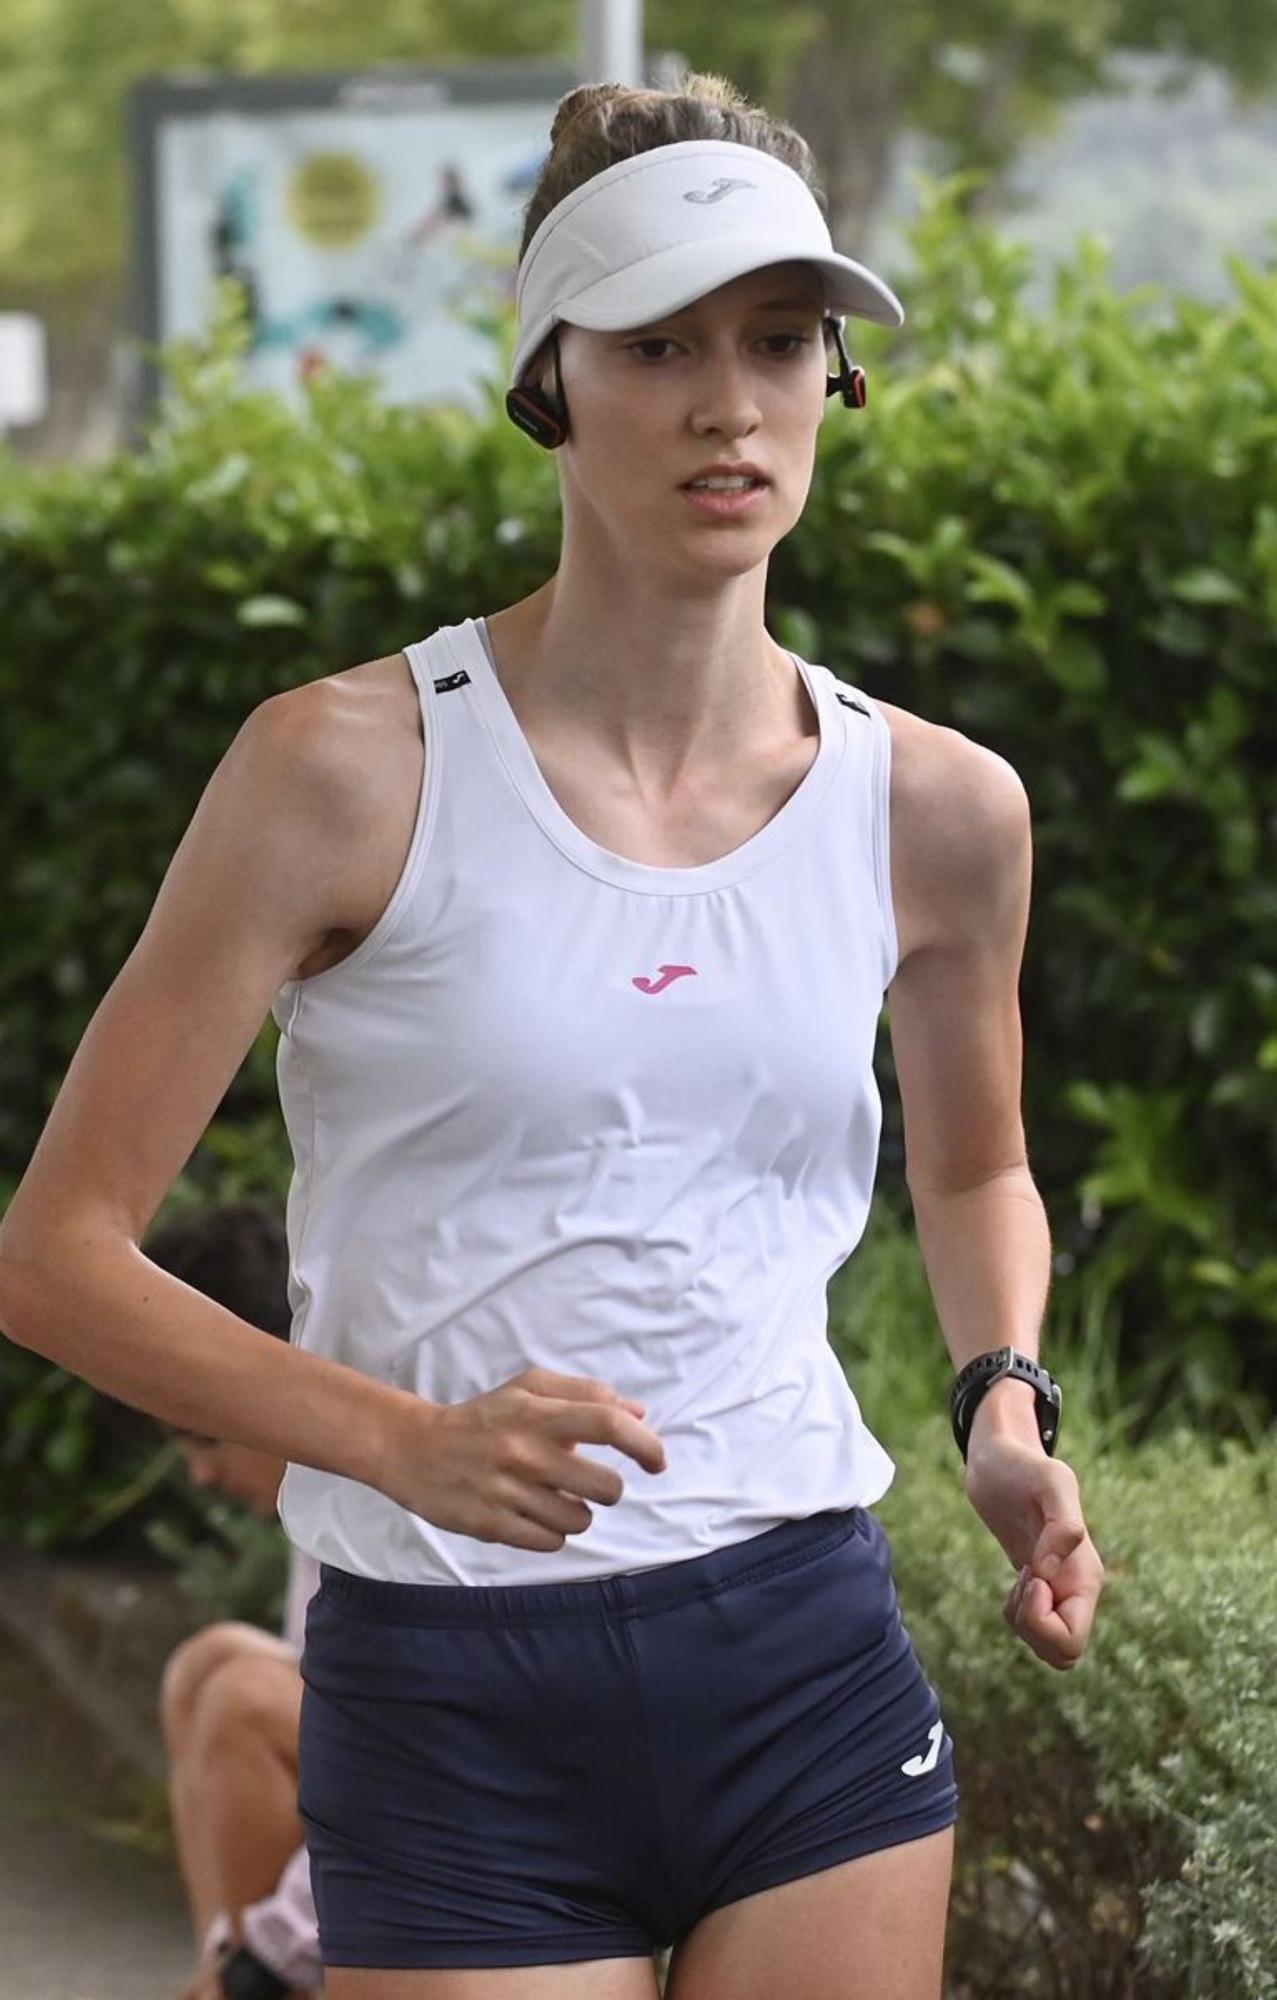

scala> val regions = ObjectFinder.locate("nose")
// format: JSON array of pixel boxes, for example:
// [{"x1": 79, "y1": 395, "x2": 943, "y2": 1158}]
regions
[{"x1": 692, "y1": 351, "x2": 763, "y2": 439}]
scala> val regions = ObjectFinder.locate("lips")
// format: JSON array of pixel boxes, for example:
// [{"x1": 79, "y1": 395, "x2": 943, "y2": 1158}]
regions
[{"x1": 680, "y1": 465, "x2": 770, "y2": 488}]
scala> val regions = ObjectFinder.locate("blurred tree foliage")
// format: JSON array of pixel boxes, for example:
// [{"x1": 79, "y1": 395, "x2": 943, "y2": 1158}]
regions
[{"x1": 2, "y1": 0, "x2": 1277, "y2": 303}]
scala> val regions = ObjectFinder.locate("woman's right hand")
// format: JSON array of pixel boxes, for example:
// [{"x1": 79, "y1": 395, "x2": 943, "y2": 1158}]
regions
[{"x1": 380, "y1": 1366, "x2": 667, "y2": 1551}]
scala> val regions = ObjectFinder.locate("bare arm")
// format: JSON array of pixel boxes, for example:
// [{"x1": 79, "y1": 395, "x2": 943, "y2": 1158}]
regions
[
  {"x1": 0, "y1": 1233, "x2": 420, "y2": 1488},
  {"x1": 886, "y1": 734, "x2": 1107, "y2": 1670},
  {"x1": 0, "y1": 686, "x2": 424, "y2": 1488},
  {"x1": 885, "y1": 732, "x2": 1049, "y2": 1460}
]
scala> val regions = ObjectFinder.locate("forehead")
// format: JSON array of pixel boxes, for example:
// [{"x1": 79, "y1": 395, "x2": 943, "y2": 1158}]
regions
[{"x1": 624, "y1": 262, "x2": 825, "y2": 331}]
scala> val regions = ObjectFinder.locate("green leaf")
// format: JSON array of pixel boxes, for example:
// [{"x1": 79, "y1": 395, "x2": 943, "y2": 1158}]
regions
[
  {"x1": 1169, "y1": 567, "x2": 1246, "y2": 606},
  {"x1": 964, "y1": 552, "x2": 1035, "y2": 615},
  {"x1": 236, "y1": 595, "x2": 308, "y2": 628}
]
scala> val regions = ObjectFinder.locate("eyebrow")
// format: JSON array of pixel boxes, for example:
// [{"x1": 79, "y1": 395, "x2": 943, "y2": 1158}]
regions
[{"x1": 632, "y1": 295, "x2": 822, "y2": 332}]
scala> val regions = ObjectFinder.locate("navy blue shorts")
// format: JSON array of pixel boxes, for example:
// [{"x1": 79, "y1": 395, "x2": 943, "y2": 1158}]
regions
[{"x1": 297, "y1": 1504, "x2": 958, "y2": 1972}]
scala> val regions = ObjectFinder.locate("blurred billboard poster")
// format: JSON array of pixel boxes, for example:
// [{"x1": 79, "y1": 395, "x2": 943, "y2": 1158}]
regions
[{"x1": 127, "y1": 62, "x2": 666, "y2": 430}]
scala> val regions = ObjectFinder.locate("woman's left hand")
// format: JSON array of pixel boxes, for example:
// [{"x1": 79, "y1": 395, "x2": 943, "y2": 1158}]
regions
[{"x1": 963, "y1": 1435, "x2": 1107, "y2": 1669}]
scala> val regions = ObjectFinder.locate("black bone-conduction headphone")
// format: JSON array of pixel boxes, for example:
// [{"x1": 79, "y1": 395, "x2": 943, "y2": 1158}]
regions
[{"x1": 505, "y1": 314, "x2": 867, "y2": 451}]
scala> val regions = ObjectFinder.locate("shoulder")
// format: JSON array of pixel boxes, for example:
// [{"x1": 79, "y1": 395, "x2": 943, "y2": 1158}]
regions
[
  {"x1": 875, "y1": 696, "x2": 1031, "y2": 963},
  {"x1": 254, "y1": 651, "x2": 423, "y2": 821},
  {"x1": 243, "y1": 654, "x2": 426, "y2": 966}
]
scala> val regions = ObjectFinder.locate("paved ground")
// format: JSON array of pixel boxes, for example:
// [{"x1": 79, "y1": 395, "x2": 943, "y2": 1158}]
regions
[{"x1": 0, "y1": 1624, "x2": 197, "y2": 2000}]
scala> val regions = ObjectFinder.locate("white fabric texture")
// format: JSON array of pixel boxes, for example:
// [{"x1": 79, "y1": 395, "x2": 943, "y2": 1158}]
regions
[
  {"x1": 268, "y1": 614, "x2": 900, "y2": 1588},
  {"x1": 510, "y1": 138, "x2": 905, "y2": 386}
]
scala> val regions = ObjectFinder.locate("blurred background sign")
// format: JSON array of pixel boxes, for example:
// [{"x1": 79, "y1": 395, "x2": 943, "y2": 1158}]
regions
[
  {"x1": 0, "y1": 313, "x2": 48, "y2": 432},
  {"x1": 126, "y1": 35, "x2": 684, "y2": 434}
]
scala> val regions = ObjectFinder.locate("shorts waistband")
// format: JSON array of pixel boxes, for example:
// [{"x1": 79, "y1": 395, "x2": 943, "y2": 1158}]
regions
[{"x1": 316, "y1": 1506, "x2": 869, "y2": 1627}]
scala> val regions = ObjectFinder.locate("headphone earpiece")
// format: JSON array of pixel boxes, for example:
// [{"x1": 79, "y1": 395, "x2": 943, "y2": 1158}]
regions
[
  {"x1": 504, "y1": 384, "x2": 568, "y2": 449},
  {"x1": 824, "y1": 314, "x2": 867, "y2": 409},
  {"x1": 505, "y1": 329, "x2": 570, "y2": 449}
]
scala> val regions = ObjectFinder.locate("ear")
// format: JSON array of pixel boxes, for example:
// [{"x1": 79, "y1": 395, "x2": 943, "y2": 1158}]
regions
[{"x1": 523, "y1": 335, "x2": 556, "y2": 401}]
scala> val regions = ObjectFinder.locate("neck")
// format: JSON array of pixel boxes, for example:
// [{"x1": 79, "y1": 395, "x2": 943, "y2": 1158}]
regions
[{"x1": 486, "y1": 566, "x2": 800, "y2": 794}]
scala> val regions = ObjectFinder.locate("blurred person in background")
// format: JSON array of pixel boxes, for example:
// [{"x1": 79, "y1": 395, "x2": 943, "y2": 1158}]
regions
[{"x1": 147, "y1": 1200, "x2": 323, "y2": 2000}]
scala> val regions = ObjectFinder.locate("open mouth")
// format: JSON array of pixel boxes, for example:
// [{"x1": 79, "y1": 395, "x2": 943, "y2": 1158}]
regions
[
  {"x1": 680, "y1": 476, "x2": 768, "y2": 491},
  {"x1": 680, "y1": 479, "x2": 770, "y2": 515}
]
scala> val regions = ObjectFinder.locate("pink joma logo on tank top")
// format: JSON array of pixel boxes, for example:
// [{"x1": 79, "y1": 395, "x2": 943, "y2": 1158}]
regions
[{"x1": 632, "y1": 964, "x2": 698, "y2": 994}]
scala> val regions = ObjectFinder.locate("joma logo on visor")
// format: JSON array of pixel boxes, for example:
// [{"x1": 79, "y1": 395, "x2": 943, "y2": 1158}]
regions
[{"x1": 683, "y1": 178, "x2": 757, "y2": 205}]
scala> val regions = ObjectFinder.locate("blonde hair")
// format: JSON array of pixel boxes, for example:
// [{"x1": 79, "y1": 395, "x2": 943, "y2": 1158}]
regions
[{"x1": 517, "y1": 73, "x2": 830, "y2": 381}]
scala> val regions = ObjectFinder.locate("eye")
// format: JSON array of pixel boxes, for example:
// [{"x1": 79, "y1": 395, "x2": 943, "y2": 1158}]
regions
[
  {"x1": 623, "y1": 334, "x2": 814, "y2": 363},
  {"x1": 625, "y1": 338, "x2": 679, "y2": 361}
]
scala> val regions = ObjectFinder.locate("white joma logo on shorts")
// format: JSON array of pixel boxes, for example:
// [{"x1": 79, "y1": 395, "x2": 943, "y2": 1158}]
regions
[{"x1": 901, "y1": 1721, "x2": 944, "y2": 1777}]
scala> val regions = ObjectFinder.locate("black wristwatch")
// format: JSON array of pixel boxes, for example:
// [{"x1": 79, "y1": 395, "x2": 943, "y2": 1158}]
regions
[
  {"x1": 949, "y1": 1345, "x2": 1061, "y2": 1464},
  {"x1": 217, "y1": 1943, "x2": 292, "y2": 2000}
]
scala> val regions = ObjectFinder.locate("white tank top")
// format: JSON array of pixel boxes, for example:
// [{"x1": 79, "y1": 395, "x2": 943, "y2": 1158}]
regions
[{"x1": 269, "y1": 614, "x2": 899, "y2": 1585}]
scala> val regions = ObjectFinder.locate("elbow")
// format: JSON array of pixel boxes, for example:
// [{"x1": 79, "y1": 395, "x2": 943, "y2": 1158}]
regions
[
  {"x1": 0, "y1": 1239, "x2": 70, "y2": 1355},
  {"x1": 0, "y1": 1292, "x2": 28, "y2": 1354},
  {"x1": 0, "y1": 1252, "x2": 40, "y2": 1351}
]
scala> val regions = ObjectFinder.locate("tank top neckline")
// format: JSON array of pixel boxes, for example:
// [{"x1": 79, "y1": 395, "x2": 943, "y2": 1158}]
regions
[{"x1": 445, "y1": 615, "x2": 845, "y2": 897}]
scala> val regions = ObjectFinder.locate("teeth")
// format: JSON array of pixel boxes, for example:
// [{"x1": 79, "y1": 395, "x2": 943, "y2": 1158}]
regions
[{"x1": 689, "y1": 477, "x2": 756, "y2": 490}]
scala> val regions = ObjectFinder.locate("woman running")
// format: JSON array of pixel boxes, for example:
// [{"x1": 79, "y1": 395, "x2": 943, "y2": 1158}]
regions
[{"x1": 0, "y1": 71, "x2": 1106, "y2": 2000}]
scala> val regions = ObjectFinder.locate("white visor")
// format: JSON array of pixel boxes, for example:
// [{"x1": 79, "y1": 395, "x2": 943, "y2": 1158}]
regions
[{"x1": 511, "y1": 138, "x2": 904, "y2": 389}]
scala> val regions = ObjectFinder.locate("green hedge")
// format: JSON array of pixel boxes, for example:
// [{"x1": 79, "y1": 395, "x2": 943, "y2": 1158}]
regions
[
  {"x1": 830, "y1": 1201, "x2": 1277, "y2": 1997},
  {"x1": 833, "y1": 1202, "x2": 1277, "y2": 1996},
  {"x1": 2, "y1": 173, "x2": 1274, "y2": 1518},
  {"x1": 880, "y1": 1409, "x2": 1277, "y2": 1999}
]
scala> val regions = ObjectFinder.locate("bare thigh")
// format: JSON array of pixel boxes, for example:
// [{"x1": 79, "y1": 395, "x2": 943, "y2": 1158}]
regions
[
  {"x1": 664, "y1": 1824, "x2": 955, "y2": 2000},
  {"x1": 323, "y1": 1957, "x2": 662, "y2": 2000}
]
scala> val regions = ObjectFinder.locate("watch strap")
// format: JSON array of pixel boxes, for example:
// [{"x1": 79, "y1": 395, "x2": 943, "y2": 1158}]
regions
[{"x1": 948, "y1": 1345, "x2": 1061, "y2": 1463}]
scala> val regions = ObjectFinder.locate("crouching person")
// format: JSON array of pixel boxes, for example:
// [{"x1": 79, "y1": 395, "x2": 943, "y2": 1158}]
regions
[{"x1": 147, "y1": 1200, "x2": 324, "y2": 2000}]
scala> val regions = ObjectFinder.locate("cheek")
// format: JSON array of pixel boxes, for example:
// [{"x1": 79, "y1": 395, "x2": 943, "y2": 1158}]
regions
[{"x1": 569, "y1": 428, "x2": 666, "y2": 505}]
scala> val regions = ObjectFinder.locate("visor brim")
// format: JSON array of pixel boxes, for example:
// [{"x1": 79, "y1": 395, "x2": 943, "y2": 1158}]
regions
[{"x1": 511, "y1": 237, "x2": 903, "y2": 386}]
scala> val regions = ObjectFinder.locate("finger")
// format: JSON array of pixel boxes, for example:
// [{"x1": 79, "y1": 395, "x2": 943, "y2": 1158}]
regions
[
  {"x1": 1003, "y1": 1583, "x2": 1031, "y2": 1630},
  {"x1": 548, "y1": 1446, "x2": 625, "y2": 1507},
  {"x1": 1005, "y1": 1567, "x2": 1052, "y2": 1632},
  {"x1": 531, "y1": 1374, "x2": 651, "y2": 1424},
  {"x1": 553, "y1": 1399, "x2": 666, "y2": 1473},
  {"x1": 1032, "y1": 1521, "x2": 1087, "y2": 1582},
  {"x1": 526, "y1": 1490, "x2": 595, "y2": 1536},
  {"x1": 1018, "y1": 1575, "x2": 1096, "y2": 1666},
  {"x1": 530, "y1": 1372, "x2": 640, "y2": 1408},
  {"x1": 502, "y1": 1488, "x2": 596, "y2": 1544}
]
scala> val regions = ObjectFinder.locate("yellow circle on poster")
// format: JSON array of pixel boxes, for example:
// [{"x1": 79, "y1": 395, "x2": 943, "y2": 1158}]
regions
[{"x1": 287, "y1": 153, "x2": 380, "y2": 248}]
